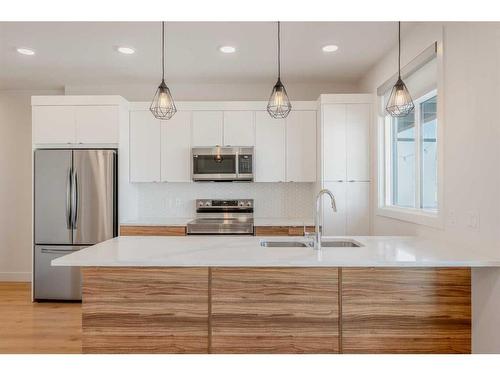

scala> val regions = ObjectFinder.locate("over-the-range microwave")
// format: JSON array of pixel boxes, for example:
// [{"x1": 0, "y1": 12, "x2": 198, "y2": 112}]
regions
[{"x1": 191, "y1": 146, "x2": 254, "y2": 182}]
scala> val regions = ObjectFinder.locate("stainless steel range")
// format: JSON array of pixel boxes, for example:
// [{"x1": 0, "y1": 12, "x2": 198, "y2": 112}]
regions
[{"x1": 187, "y1": 199, "x2": 254, "y2": 235}]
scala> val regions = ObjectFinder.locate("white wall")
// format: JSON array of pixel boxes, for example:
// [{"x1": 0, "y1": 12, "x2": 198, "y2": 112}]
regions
[
  {"x1": 0, "y1": 89, "x2": 62, "y2": 281},
  {"x1": 359, "y1": 22, "x2": 500, "y2": 353}
]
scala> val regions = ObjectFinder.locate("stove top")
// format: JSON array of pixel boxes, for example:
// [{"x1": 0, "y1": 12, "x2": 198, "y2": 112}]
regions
[{"x1": 187, "y1": 199, "x2": 254, "y2": 235}]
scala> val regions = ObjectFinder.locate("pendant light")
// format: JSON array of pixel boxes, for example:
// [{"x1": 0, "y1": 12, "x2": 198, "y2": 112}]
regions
[
  {"x1": 267, "y1": 21, "x2": 291, "y2": 119},
  {"x1": 150, "y1": 21, "x2": 177, "y2": 120},
  {"x1": 386, "y1": 21, "x2": 415, "y2": 117}
]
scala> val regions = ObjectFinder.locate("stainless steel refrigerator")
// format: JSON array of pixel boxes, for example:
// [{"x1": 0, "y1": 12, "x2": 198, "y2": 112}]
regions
[{"x1": 34, "y1": 149, "x2": 117, "y2": 300}]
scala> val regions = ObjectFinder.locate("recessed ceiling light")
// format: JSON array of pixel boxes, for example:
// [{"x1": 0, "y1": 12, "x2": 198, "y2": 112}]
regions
[
  {"x1": 17, "y1": 47, "x2": 35, "y2": 56},
  {"x1": 322, "y1": 45, "x2": 339, "y2": 53},
  {"x1": 219, "y1": 46, "x2": 236, "y2": 54},
  {"x1": 117, "y1": 46, "x2": 135, "y2": 55}
]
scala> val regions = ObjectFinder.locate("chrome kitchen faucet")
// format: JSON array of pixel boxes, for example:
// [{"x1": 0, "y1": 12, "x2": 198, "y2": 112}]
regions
[{"x1": 307, "y1": 189, "x2": 337, "y2": 250}]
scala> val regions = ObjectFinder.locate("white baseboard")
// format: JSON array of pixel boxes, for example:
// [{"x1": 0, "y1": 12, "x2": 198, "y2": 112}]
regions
[{"x1": 0, "y1": 272, "x2": 32, "y2": 282}]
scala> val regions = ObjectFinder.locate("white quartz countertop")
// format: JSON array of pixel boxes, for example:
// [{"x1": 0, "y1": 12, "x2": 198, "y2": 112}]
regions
[{"x1": 52, "y1": 235, "x2": 500, "y2": 267}]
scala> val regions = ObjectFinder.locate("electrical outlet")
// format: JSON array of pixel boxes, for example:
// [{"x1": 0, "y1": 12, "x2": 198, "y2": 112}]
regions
[{"x1": 466, "y1": 210, "x2": 480, "y2": 230}]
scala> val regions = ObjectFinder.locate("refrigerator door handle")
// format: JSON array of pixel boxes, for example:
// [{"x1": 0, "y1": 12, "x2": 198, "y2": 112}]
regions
[
  {"x1": 40, "y1": 248, "x2": 76, "y2": 254},
  {"x1": 71, "y1": 168, "x2": 79, "y2": 229},
  {"x1": 66, "y1": 168, "x2": 73, "y2": 229}
]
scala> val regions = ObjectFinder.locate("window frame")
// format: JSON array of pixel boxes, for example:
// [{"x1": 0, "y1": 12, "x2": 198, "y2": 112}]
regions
[{"x1": 377, "y1": 88, "x2": 444, "y2": 229}]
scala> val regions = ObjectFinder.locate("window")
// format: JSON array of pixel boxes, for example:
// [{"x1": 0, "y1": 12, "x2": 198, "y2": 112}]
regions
[
  {"x1": 377, "y1": 45, "x2": 441, "y2": 227},
  {"x1": 385, "y1": 91, "x2": 437, "y2": 212}
]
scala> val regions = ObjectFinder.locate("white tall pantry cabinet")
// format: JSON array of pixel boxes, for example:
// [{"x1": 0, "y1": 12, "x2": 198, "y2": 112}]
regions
[{"x1": 318, "y1": 95, "x2": 371, "y2": 236}]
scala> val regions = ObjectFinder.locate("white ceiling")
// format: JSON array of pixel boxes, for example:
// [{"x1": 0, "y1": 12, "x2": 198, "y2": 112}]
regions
[{"x1": 0, "y1": 22, "x2": 405, "y2": 90}]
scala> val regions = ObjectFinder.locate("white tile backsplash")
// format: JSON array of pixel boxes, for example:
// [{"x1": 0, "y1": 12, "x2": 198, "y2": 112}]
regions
[{"x1": 136, "y1": 182, "x2": 315, "y2": 219}]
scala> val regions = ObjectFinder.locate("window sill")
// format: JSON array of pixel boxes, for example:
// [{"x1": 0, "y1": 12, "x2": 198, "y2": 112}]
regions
[{"x1": 376, "y1": 206, "x2": 444, "y2": 229}]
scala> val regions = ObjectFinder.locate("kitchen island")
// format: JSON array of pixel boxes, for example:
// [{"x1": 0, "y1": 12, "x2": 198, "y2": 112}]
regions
[{"x1": 53, "y1": 235, "x2": 500, "y2": 354}]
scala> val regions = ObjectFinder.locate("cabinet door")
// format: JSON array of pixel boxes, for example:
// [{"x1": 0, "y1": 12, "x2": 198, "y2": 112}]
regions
[
  {"x1": 129, "y1": 111, "x2": 161, "y2": 182},
  {"x1": 223, "y1": 111, "x2": 254, "y2": 146},
  {"x1": 255, "y1": 111, "x2": 286, "y2": 182},
  {"x1": 286, "y1": 110, "x2": 316, "y2": 182},
  {"x1": 32, "y1": 106, "x2": 76, "y2": 144},
  {"x1": 342, "y1": 268, "x2": 471, "y2": 354},
  {"x1": 322, "y1": 181, "x2": 346, "y2": 236},
  {"x1": 346, "y1": 104, "x2": 370, "y2": 181},
  {"x1": 75, "y1": 106, "x2": 119, "y2": 144},
  {"x1": 192, "y1": 111, "x2": 223, "y2": 146},
  {"x1": 322, "y1": 104, "x2": 346, "y2": 181},
  {"x1": 346, "y1": 181, "x2": 370, "y2": 235},
  {"x1": 161, "y1": 111, "x2": 191, "y2": 182},
  {"x1": 211, "y1": 267, "x2": 339, "y2": 353}
]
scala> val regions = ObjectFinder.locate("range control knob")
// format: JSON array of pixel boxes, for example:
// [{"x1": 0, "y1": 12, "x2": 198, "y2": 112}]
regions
[
  {"x1": 205, "y1": 201, "x2": 211, "y2": 207},
  {"x1": 246, "y1": 201, "x2": 252, "y2": 207},
  {"x1": 238, "y1": 201, "x2": 244, "y2": 207}
]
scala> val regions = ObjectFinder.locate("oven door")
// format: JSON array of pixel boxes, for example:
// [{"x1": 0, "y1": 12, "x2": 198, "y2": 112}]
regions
[{"x1": 192, "y1": 153, "x2": 237, "y2": 181}]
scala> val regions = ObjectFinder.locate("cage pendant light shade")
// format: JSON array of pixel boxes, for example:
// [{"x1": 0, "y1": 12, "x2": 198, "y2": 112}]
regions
[
  {"x1": 267, "y1": 79, "x2": 292, "y2": 119},
  {"x1": 267, "y1": 21, "x2": 291, "y2": 119},
  {"x1": 386, "y1": 21, "x2": 414, "y2": 118},
  {"x1": 386, "y1": 77, "x2": 414, "y2": 117},
  {"x1": 150, "y1": 21, "x2": 177, "y2": 120},
  {"x1": 150, "y1": 79, "x2": 177, "y2": 120}
]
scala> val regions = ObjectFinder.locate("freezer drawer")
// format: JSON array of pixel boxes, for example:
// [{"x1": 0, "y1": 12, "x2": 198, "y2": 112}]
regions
[{"x1": 34, "y1": 245, "x2": 83, "y2": 300}]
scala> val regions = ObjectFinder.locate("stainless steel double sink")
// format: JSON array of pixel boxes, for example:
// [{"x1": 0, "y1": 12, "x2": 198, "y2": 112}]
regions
[{"x1": 260, "y1": 239, "x2": 362, "y2": 248}]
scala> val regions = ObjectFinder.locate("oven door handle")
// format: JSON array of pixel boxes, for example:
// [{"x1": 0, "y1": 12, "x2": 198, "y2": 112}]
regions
[{"x1": 235, "y1": 151, "x2": 239, "y2": 178}]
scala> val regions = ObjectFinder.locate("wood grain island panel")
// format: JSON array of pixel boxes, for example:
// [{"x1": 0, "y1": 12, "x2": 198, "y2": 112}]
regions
[
  {"x1": 119, "y1": 225, "x2": 186, "y2": 236},
  {"x1": 254, "y1": 226, "x2": 316, "y2": 236},
  {"x1": 211, "y1": 267, "x2": 340, "y2": 353},
  {"x1": 79, "y1": 266, "x2": 471, "y2": 354},
  {"x1": 81, "y1": 267, "x2": 208, "y2": 353},
  {"x1": 341, "y1": 267, "x2": 471, "y2": 354}
]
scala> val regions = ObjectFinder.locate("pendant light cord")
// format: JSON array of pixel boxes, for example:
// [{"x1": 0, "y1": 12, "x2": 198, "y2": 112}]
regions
[
  {"x1": 277, "y1": 21, "x2": 281, "y2": 80},
  {"x1": 398, "y1": 21, "x2": 401, "y2": 79},
  {"x1": 162, "y1": 21, "x2": 165, "y2": 81}
]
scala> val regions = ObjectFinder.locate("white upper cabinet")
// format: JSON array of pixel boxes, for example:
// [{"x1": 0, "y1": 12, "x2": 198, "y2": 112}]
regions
[
  {"x1": 192, "y1": 111, "x2": 223, "y2": 146},
  {"x1": 346, "y1": 104, "x2": 370, "y2": 181},
  {"x1": 223, "y1": 111, "x2": 255, "y2": 146},
  {"x1": 32, "y1": 106, "x2": 76, "y2": 144},
  {"x1": 129, "y1": 111, "x2": 161, "y2": 182},
  {"x1": 322, "y1": 104, "x2": 346, "y2": 181},
  {"x1": 255, "y1": 111, "x2": 286, "y2": 182},
  {"x1": 161, "y1": 111, "x2": 192, "y2": 182},
  {"x1": 286, "y1": 111, "x2": 316, "y2": 182},
  {"x1": 322, "y1": 103, "x2": 370, "y2": 182},
  {"x1": 33, "y1": 105, "x2": 120, "y2": 144},
  {"x1": 75, "y1": 106, "x2": 119, "y2": 144}
]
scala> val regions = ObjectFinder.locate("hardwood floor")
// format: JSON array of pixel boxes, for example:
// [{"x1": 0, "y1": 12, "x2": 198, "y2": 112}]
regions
[{"x1": 0, "y1": 282, "x2": 82, "y2": 353}]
